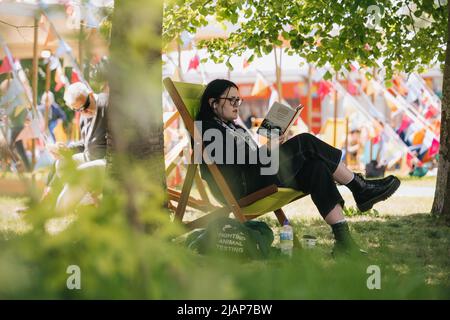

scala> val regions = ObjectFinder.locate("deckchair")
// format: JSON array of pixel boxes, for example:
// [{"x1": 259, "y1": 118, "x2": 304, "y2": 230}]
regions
[
  {"x1": 163, "y1": 77, "x2": 307, "y2": 232},
  {"x1": 164, "y1": 114, "x2": 216, "y2": 213}
]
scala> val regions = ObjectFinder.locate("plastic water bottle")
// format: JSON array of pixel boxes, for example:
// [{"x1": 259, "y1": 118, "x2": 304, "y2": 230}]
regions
[{"x1": 279, "y1": 219, "x2": 294, "y2": 257}]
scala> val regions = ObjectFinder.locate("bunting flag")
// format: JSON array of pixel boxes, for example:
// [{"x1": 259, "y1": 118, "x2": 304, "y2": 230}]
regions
[
  {"x1": 71, "y1": 69, "x2": 81, "y2": 83},
  {"x1": 251, "y1": 73, "x2": 269, "y2": 96},
  {"x1": 412, "y1": 128, "x2": 426, "y2": 145},
  {"x1": 0, "y1": 57, "x2": 12, "y2": 74},
  {"x1": 347, "y1": 80, "x2": 358, "y2": 96},
  {"x1": 393, "y1": 76, "x2": 408, "y2": 96},
  {"x1": 405, "y1": 123, "x2": 421, "y2": 145},
  {"x1": 54, "y1": 66, "x2": 69, "y2": 92},
  {"x1": 406, "y1": 83, "x2": 420, "y2": 103},
  {"x1": 0, "y1": 78, "x2": 21, "y2": 106},
  {"x1": 312, "y1": 67, "x2": 327, "y2": 82},
  {"x1": 406, "y1": 153, "x2": 415, "y2": 168},
  {"x1": 15, "y1": 119, "x2": 40, "y2": 142},
  {"x1": 49, "y1": 56, "x2": 61, "y2": 71},
  {"x1": 39, "y1": 14, "x2": 47, "y2": 29},
  {"x1": 243, "y1": 57, "x2": 250, "y2": 70},
  {"x1": 63, "y1": 55, "x2": 75, "y2": 69},
  {"x1": 365, "y1": 80, "x2": 375, "y2": 96},
  {"x1": 55, "y1": 40, "x2": 72, "y2": 58},
  {"x1": 371, "y1": 134, "x2": 381, "y2": 145},
  {"x1": 267, "y1": 89, "x2": 279, "y2": 110},
  {"x1": 44, "y1": 27, "x2": 57, "y2": 46},
  {"x1": 13, "y1": 59, "x2": 33, "y2": 105},
  {"x1": 386, "y1": 98, "x2": 398, "y2": 112},
  {"x1": 187, "y1": 54, "x2": 200, "y2": 72},
  {"x1": 168, "y1": 166, "x2": 183, "y2": 188},
  {"x1": 5, "y1": 96, "x2": 22, "y2": 116},
  {"x1": 317, "y1": 80, "x2": 331, "y2": 99},
  {"x1": 40, "y1": 14, "x2": 57, "y2": 46},
  {"x1": 180, "y1": 31, "x2": 194, "y2": 49},
  {"x1": 424, "y1": 105, "x2": 438, "y2": 119},
  {"x1": 428, "y1": 138, "x2": 440, "y2": 158},
  {"x1": 342, "y1": 95, "x2": 358, "y2": 117},
  {"x1": 419, "y1": 130, "x2": 435, "y2": 155}
]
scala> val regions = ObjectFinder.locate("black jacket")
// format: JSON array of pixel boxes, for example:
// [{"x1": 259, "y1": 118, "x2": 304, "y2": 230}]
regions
[
  {"x1": 68, "y1": 93, "x2": 110, "y2": 161},
  {"x1": 198, "y1": 118, "x2": 277, "y2": 203}
]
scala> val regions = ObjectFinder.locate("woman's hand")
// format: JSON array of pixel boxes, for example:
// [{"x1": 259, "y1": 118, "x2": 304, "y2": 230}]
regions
[
  {"x1": 266, "y1": 132, "x2": 286, "y2": 149},
  {"x1": 278, "y1": 132, "x2": 287, "y2": 144}
]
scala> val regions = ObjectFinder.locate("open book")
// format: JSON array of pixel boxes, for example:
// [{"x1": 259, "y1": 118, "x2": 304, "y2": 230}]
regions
[{"x1": 257, "y1": 102, "x2": 304, "y2": 137}]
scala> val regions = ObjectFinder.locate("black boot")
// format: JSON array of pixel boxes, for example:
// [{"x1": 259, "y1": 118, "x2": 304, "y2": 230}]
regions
[
  {"x1": 331, "y1": 221, "x2": 367, "y2": 257},
  {"x1": 347, "y1": 173, "x2": 401, "y2": 212}
]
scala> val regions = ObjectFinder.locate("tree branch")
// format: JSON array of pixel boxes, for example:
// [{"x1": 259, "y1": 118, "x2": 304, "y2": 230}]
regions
[{"x1": 406, "y1": 2, "x2": 417, "y2": 34}]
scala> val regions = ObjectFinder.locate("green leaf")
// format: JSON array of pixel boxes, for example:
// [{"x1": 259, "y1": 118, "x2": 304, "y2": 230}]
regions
[
  {"x1": 414, "y1": 10, "x2": 423, "y2": 18},
  {"x1": 385, "y1": 79, "x2": 393, "y2": 88}
]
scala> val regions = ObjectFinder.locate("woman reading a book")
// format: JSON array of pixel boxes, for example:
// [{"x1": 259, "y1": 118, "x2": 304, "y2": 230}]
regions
[{"x1": 196, "y1": 79, "x2": 400, "y2": 256}]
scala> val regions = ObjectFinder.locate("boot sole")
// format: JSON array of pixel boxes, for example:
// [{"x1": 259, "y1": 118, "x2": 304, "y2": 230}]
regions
[{"x1": 357, "y1": 177, "x2": 401, "y2": 212}]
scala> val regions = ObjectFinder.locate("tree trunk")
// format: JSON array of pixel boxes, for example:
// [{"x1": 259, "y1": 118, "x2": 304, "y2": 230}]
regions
[
  {"x1": 108, "y1": 0, "x2": 166, "y2": 230},
  {"x1": 431, "y1": 4, "x2": 450, "y2": 225}
]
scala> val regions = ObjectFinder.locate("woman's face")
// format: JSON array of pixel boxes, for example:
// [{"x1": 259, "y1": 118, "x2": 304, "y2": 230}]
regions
[{"x1": 210, "y1": 86, "x2": 242, "y2": 122}]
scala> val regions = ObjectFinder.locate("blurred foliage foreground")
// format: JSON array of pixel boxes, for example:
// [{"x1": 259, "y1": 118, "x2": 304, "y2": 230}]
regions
[{"x1": 0, "y1": 157, "x2": 449, "y2": 299}]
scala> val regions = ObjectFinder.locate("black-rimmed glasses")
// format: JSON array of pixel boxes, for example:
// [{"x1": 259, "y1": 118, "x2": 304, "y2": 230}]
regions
[{"x1": 217, "y1": 97, "x2": 243, "y2": 107}]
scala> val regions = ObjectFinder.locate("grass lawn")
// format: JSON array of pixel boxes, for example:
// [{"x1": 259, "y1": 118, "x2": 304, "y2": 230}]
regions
[{"x1": 0, "y1": 175, "x2": 449, "y2": 298}]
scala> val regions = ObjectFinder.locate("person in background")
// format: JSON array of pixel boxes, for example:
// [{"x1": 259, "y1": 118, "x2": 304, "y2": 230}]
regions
[
  {"x1": 45, "y1": 82, "x2": 110, "y2": 212},
  {"x1": 38, "y1": 91, "x2": 67, "y2": 143}
]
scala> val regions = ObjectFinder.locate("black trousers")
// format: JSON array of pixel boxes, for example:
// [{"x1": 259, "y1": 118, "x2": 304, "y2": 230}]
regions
[{"x1": 274, "y1": 133, "x2": 344, "y2": 218}]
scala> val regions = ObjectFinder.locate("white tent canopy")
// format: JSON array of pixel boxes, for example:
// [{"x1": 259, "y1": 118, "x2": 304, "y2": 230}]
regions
[{"x1": 0, "y1": 1, "x2": 109, "y2": 59}]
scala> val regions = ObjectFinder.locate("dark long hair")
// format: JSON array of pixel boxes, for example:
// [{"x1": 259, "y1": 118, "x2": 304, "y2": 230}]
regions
[{"x1": 197, "y1": 79, "x2": 238, "y2": 122}]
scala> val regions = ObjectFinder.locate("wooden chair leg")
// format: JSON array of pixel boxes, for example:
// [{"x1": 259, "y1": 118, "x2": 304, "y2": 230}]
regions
[
  {"x1": 185, "y1": 206, "x2": 231, "y2": 230},
  {"x1": 274, "y1": 208, "x2": 301, "y2": 249},
  {"x1": 194, "y1": 169, "x2": 210, "y2": 203},
  {"x1": 175, "y1": 163, "x2": 197, "y2": 222},
  {"x1": 168, "y1": 188, "x2": 216, "y2": 210},
  {"x1": 274, "y1": 208, "x2": 287, "y2": 225}
]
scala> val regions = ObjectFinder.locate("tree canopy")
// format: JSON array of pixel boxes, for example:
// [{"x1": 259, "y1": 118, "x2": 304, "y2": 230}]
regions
[{"x1": 163, "y1": 0, "x2": 447, "y2": 79}]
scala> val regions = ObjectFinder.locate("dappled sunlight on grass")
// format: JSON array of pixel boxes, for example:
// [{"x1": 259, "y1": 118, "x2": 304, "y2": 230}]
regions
[
  {"x1": 0, "y1": 175, "x2": 448, "y2": 298},
  {"x1": 44, "y1": 215, "x2": 77, "y2": 235},
  {"x1": 0, "y1": 197, "x2": 30, "y2": 238}
]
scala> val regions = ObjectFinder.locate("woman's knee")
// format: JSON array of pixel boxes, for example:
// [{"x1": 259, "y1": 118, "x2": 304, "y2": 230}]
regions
[
  {"x1": 293, "y1": 132, "x2": 315, "y2": 147},
  {"x1": 298, "y1": 132, "x2": 318, "y2": 144}
]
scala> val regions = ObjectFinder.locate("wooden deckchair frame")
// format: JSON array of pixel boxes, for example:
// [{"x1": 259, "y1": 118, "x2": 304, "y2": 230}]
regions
[
  {"x1": 163, "y1": 77, "x2": 306, "y2": 234},
  {"x1": 164, "y1": 113, "x2": 216, "y2": 213}
]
